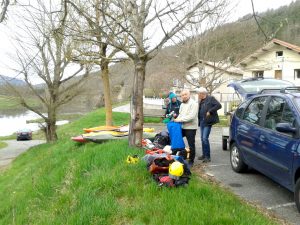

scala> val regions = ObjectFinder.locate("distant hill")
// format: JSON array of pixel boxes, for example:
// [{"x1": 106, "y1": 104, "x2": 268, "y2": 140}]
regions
[
  {"x1": 0, "y1": 75, "x2": 26, "y2": 86},
  {"x1": 2, "y1": 0, "x2": 300, "y2": 112}
]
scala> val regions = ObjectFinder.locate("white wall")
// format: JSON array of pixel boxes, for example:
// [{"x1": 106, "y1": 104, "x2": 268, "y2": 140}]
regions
[{"x1": 242, "y1": 45, "x2": 300, "y2": 85}]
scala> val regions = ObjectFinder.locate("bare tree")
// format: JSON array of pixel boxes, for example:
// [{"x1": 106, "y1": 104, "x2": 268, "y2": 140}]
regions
[
  {"x1": 6, "y1": 0, "x2": 91, "y2": 142},
  {"x1": 96, "y1": 0, "x2": 227, "y2": 147},
  {"x1": 0, "y1": 0, "x2": 10, "y2": 22},
  {"x1": 185, "y1": 59, "x2": 239, "y2": 94},
  {"x1": 179, "y1": 6, "x2": 238, "y2": 94},
  {"x1": 67, "y1": 0, "x2": 125, "y2": 126}
]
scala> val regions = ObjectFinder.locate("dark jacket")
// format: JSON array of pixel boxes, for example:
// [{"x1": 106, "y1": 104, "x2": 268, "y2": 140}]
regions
[
  {"x1": 198, "y1": 95, "x2": 222, "y2": 126},
  {"x1": 165, "y1": 100, "x2": 181, "y2": 116}
]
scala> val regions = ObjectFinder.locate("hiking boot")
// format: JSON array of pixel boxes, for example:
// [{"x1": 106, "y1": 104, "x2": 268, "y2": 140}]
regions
[
  {"x1": 197, "y1": 155, "x2": 205, "y2": 160},
  {"x1": 202, "y1": 158, "x2": 211, "y2": 163}
]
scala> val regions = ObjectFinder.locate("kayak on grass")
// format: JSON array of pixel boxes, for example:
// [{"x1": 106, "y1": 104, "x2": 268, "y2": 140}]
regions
[
  {"x1": 83, "y1": 132, "x2": 156, "y2": 144},
  {"x1": 83, "y1": 125, "x2": 155, "y2": 133},
  {"x1": 83, "y1": 125, "x2": 120, "y2": 133},
  {"x1": 82, "y1": 130, "x2": 129, "y2": 137},
  {"x1": 71, "y1": 135, "x2": 89, "y2": 143}
]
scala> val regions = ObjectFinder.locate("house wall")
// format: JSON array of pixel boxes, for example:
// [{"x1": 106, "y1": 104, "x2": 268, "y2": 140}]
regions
[
  {"x1": 242, "y1": 45, "x2": 300, "y2": 85},
  {"x1": 187, "y1": 66, "x2": 242, "y2": 94}
]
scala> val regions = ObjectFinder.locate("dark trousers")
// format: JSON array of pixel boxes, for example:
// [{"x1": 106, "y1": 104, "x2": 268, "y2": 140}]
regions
[{"x1": 182, "y1": 129, "x2": 197, "y2": 163}]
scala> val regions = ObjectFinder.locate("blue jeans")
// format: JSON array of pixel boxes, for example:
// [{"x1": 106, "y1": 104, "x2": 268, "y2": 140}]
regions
[{"x1": 200, "y1": 121, "x2": 212, "y2": 159}]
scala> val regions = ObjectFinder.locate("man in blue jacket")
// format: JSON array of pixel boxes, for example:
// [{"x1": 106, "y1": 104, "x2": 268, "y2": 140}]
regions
[{"x1": 197, "y1": 87, "x2": 222, "y2": 163}]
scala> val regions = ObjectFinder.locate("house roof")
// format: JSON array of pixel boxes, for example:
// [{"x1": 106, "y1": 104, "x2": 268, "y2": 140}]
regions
[
  {"x1": 238, "y1": 38, "x2": 300, "y2": 66},
  {"x1": 187, "y1": 60, "x2": 243, "y2": 76}
]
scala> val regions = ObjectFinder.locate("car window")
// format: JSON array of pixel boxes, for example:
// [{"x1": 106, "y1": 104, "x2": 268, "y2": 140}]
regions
[
  {"x1": 281, "y1": 103, "x2": 295, "y2": 124},
  {"x1": 235, "y1": 101, "x2": 248, "y2": 119},
  {"x1": 264, "y1": 97, "x2": 295, "y2": 130},
  {"x1": 243, "y1": 97, "x2": 268, "y2": 125},
  {"x1": 264, "y1": 97, "x2": 285, "y2": 130}
]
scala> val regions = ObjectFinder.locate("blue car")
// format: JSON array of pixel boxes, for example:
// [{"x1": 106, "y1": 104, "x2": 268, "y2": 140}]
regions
[{"x1": 228, "y1": 78, "x2": 300, "y2": 212}]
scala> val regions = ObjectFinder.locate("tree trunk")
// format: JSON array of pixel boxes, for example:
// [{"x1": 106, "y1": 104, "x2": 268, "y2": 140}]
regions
[
  {"x1": 129, "y1": 59, "x2": 146, "y2": 147},
  {"x1": 45, "y1": 120, "x2": 58, "y2": 143},
  {"x1": 100, "y1": 62, "x2": 113, "y2": 126},
  {"x1": 43, "y1": 111, "x2": 58, "y2": 143}
]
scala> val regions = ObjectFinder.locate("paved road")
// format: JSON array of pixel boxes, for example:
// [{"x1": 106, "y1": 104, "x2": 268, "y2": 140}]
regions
[
  {"x1": 147, "y1": 124, "x2": 300, "y2": 224},
  {"x1": 0, "y1": 140, "x2": 45, "y2": 170},
  {"x1": 195, "y1": 127, "x2": 300, "y2": 225}
]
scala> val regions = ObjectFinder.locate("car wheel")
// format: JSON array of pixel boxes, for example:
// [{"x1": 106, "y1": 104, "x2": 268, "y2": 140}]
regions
[
  {"x1": 230, "y1": 143, "x2": 247, "y2": 173},
  {"x1": 295, "y1": 178, "x2": 300, "y2": 213}
]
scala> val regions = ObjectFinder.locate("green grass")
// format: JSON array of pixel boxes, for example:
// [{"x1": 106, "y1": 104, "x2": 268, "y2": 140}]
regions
[
  {"x1": 0, "y1": 95, "x2": 39, "y2": 111},
  {"x1": 0, "y1": 141, "x2": 7, "y2": 149},
  {"x1": 26, "y1": 113, "x2": 87, "y2": 124},
  {"x1": 216, "y1": 115, "x2": 230, "y2": 127},
  {"x1": 0, "y1": 108, "x2": 279, "y2": 224}
]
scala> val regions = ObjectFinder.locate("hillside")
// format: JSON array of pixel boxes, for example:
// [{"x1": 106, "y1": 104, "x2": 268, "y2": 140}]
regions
[
  {"x1": 2, "y1": 1, "x2": 300, "y2": 112},
  {"x1": 96, "y1": 0, "x2": 300, "y2": 98},
  {"x1": 0, "y1": 75, "x2": 26, "y2": 86},
  {"x1": 0, "y1": 108, "x2": 280, "y2": 224}
]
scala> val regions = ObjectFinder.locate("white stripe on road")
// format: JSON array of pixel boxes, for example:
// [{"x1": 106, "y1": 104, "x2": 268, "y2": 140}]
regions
[
  {"x1": 267, "y1": 202, "x2": 295, "y2": 210},
  {"x1": 207, "y1": 163, "x2": 230, "y2": 167}
]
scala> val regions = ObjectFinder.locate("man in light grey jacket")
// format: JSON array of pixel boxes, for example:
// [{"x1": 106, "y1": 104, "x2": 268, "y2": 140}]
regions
[{"x1": 174, "y1": 89, "x2": 198, "y2": 167}]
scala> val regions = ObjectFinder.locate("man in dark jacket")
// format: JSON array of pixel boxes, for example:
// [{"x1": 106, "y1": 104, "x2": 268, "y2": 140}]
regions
[
  {"x1": 197, "y1": 87, "x2": 222, "y2": 163},
  {"x1": 165, "y1": 92, "x2": 181, "y2": 117}
]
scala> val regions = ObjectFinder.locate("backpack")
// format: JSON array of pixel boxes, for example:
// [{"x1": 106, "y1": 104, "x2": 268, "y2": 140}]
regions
[{"x1": 153, "y1": 131, "x2": 170, "y2": 149}]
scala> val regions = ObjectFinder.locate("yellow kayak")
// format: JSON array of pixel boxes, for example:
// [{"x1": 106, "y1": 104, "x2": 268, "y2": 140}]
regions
[
  {"x1": 84, "y1": 125, "x2": 155, "y2": 133},
  {"x1": 83, "y1": 125, "x2": 120, "y2": 133},
  {"x1": 82, "y1": 131, "x2": 129, "y2": 137}
]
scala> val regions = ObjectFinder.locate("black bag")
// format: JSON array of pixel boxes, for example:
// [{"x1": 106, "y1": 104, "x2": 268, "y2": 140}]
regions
[{"x1": 153, "y1": 131, "x2": 170, "y2": 149}]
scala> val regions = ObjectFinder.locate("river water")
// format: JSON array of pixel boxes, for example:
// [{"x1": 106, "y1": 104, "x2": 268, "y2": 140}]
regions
[{"x1": 0, "y1": 111, "x2": 68, "y2": 137}]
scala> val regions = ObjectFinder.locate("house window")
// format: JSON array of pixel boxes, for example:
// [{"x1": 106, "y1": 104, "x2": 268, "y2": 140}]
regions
[
  {"x1": 252, "y1": 71, "x2": 264, "y2": 78},
  {"x1": 295, "y1": 69, "x2": 300, "y2": 79},
  {"x1": 276, "y1": 51, "x2": 283, "y2": 57}
]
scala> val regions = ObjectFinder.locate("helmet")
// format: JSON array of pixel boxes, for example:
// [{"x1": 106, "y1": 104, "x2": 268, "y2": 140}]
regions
[{"x1": 169, "y1": 161, "x2": 184, "y2": 179}]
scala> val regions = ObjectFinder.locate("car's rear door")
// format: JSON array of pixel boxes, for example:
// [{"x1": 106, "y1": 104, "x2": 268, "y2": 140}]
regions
[
  {"x1": 236, "y1": 96, "x2": 268, "y2": 165},
  {"x1": 258, "y1": 96, "x2": 297, "y2": 188}
]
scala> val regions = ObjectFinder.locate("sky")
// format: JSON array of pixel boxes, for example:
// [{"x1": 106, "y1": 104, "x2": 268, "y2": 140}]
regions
[
  {"x1": 229, "y1": 0, "x2": 295, "y2": 22},
  {"x1": 0, "y1": 0, "x2": 296, "y2": 81}
]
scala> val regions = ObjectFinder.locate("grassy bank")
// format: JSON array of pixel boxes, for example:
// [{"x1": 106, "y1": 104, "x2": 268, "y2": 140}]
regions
[
  {"x1": 0, "y1": 141, "x2": 7, "y2": 150},
  {"x1": 0, "y1": 108, "x2": 279, "y2": 224},
  {"x1": 0, "y1": 95, "x2": 39, "y2": 111}
]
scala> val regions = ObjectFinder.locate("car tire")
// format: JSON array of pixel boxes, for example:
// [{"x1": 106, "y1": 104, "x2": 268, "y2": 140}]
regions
[
  {"x1": 295, "y1": 178, "x2": 300, "y2": 213},
  {"x1": 230, "y1": 143, "x2": 248, "y2": 173}
]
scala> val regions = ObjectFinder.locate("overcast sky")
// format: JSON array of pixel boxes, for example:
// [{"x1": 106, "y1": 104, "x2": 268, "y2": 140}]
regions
[{"x1": 0, "y1": 0, "x2": 296, "y2": 80}]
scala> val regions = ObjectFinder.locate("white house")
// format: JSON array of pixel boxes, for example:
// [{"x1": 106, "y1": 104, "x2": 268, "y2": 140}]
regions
[
  {"x1": 185, "y1": 60, "x2": 243, "y2": 93},
  {"x1": 184, "y1": 60, "x2": 243, "y2": 102},
  {"x1": 173, "y1": 60, "x2": 243, "y2": 115},
  {"x1": 238, "y1": 38, "x2": 300, "y2": 85}
]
